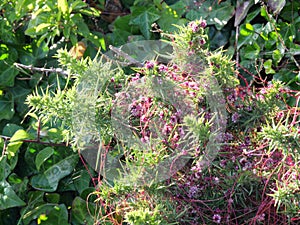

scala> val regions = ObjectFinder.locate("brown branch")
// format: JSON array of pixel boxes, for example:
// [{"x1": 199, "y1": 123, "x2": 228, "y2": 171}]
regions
[{"x1": 0, "y1": 135, "x2": 69, "y2": 147}]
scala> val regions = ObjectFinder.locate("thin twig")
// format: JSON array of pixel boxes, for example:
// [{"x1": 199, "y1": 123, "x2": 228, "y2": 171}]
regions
[
  {"x1": 14, "y1": 62, "x2": 69, "y2": 76},
  {"x1": 108, "y1": 45, "x2": 144, "y2": 67},
  {"x1": 0, "y1": 135, "x2": 69, "y2": 147}
]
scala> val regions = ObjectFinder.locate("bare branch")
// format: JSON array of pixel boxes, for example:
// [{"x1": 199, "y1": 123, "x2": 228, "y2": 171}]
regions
[{"x1": 14, "y1": 62, "x2": 69, "y2": 76}]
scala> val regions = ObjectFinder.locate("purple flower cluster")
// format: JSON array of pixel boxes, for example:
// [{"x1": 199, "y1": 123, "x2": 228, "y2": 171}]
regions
[{"x1": 188, "y1": 20, "x2": 207, "y2": 33}]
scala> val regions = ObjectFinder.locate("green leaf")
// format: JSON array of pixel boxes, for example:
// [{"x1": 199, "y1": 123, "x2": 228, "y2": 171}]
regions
[
  {"x1": 157, "y1": 4, "x2": 187, "y2": 32},
  {"x1": 0, "y1": 97, "x2": 14, "y2": 121},
  {"x1": 35, "y1": 23, "x2": 52, "y2": 33},
  {"x1": 73, "y1": 170, "x2": 90, "y2": 195},
  {"x1": 0, "y1": 180, "x2": 26, "y2": 210},
  {"x1": 264, "y1": 59, "x2": 276, "y2": 74},
  {"x1": 71, "y1": 197, "x2": 97, "y2": 224},
  {"x1": 114, "y1": 15, "x2": 139, "y2": 33},
  {"x1": 23, "y1": 204, "x2": 56, "y2": 225},
  {"x1": 186, "y1": 1, "x2": 235, "y2": 30},
  {"x1": 272, "y1": 49, "x2": 283, "y2": 65},
  {"x1": 241, "y1": 44, "x2": 260, "y2": 59},
  {"x1": 31, "y1": 154, "x2": 79, "y2": 192},
  {"x1": 40, "y1": 204, "x2": 69, "y2": 225},
  {"x1": 130, "y1": 6, "x2": 161, "y2": 39},
  {"x1": 0, "y1": 157, "x2": 11, "y2": 181},
  {"x1": 0, "y1": 64, "x2": 19, "y2": 87},
  {"x1": 44, "y1": 193, "x2": 60, "y2": 204},
  {"x1": 2, "y1": 124, "x2": 23, "y2": 136},
  {"x1": 35, "y1": 147, "x2": 54, "y2": 171},
  {"x1": 57, "y1": 0, "x2": 69, "y2": 15},
  {"x1": 10, "y1": 129, "x2": 30, "y2": 142}
]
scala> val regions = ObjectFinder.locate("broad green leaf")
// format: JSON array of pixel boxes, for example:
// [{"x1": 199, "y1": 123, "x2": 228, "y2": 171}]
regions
[
  {"x1": 8, "y1": 174, "x2": 28, "y2": 200},
  {"x1": 186, "y1": 1, "x2": 235, "y2": 30},
  {"x1": 22, "y1": 204, "x2": 56, "y2": 225},
  {"x1": 44, "y1": 193, "x2": 60, "y2": 204},
  {"x1": 108, "y1": 29, "x2": 132, "y2": 46},
  {"x1": 2, "y1": 124, "x2": 23, "y2": 136},
  {"x1": 0, "y1": 180, "x2": 26, "y2": 210},
  {"x1": 130, "y1": 6, "x2": 161, "y2": 39},
  {"x1": 10, "y1": 129, "x2": 30, "y2": 142},
  {"x1": 31, "y1": 154, "x2": 79, "y2": 192},
  {"x1": 114, "y1": 15, "x2": 139, "y2": 33},
  {"x1": 35, "y1": 23, "x2": 52, "y2": 33},
  {"x1": 0, "y1": 97, "x2": 14, "y2": 121},
  {"x1": 35, "y1": 147, "x2": 54, "y2": 171},
  {"x1": 241, "y1": 44, "x2": 260, "y2": 59},
  {"x1": 0, "y1": 65, "x2": 19, "y2": 87},
  {"x1": 57, "y1": 0, "x2": 68, "y2": 14},
  {"x1": 7, "y1": 142, "x2": 23, "y2": 158},
  {"x1": 71, "y1": 197, "x2": 97, "y2": 224},
  {"x1": 272, "y1": 49, "x2": 283, "y2": 65},
  {"x1": 40, "y1": 204, "x2": 69, "y2": 225},
  {"x1": 73, "y1": 170, "x2": 91, "y2": 194},
  {"x1": 264, "y1": 59, "x2": 276, "y2": 74},
  {"x1": 157, "y1": 4, "x2": 187, "y2": 32},
  {"x1": 0, "y1": 157, "x2": 11, "y2": 180}
]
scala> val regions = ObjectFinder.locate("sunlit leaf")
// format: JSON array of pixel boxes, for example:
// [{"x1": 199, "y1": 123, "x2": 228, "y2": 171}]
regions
[
  {"x1": 35, "y1": 147, "x2": 54, "y2": 171},
  {"x1": 264, "y1": 59, "x2": 276, "y2": 74}
]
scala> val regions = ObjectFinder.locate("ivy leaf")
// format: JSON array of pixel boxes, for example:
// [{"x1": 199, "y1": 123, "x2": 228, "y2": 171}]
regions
[
  {"x1": 0, "y1": 180, "x2": 26, "y2": 210},
  {"x1": 0, "y1": 97, "x2": 14, "y2": 122},
  {"x1": 186, "y1": 1, "x2": 235, "y2": 30},
  {"x1": 31, "y1": 154, "x2": 79, "y2": 192},
  {"x1": 264, "y1": 59, "x2": 276, "y2": 74},
  {"x1": 157, "y1": 4, "x2": 187, "y2": 32},
  {"x1": 2, "y1": 124, "x2": 23, "y2": 136},
  {"x1": 130, "y1": 6, "x2": 161, "y2": 39},
  {"x1": 35, "y1": 147, "x2": 54, "y2": 171},
  {"x1": 0, "y1": 64, "x2": 19, "y2": 87},
  {"x1": 71, "y1": 197, "x2": 97, "y2": 224}
]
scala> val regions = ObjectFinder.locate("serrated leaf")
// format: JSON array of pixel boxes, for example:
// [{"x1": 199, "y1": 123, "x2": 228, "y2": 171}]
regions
[
  {"x1": 35, "y1": 147, "x2": 54, "y2": 171},
  {"x1": 31, "y1": 154, "x2": 79, "y2": 192},
  {"x1": 0, "y1": 180, "x2": 26, "y2": 210},
  {"x1": 130, "y1": 6, "x2": 161, "y2": 39}
]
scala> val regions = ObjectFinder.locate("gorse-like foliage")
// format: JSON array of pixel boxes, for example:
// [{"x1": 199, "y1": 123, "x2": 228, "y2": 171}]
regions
[{"x1": 1, "y1": 0, "x2": 300, "y2": 224}]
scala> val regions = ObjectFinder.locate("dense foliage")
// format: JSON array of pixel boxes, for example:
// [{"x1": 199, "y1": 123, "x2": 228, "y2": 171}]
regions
[{"x1": 0, "y1": 0, "x2": 299, "y2": 224}]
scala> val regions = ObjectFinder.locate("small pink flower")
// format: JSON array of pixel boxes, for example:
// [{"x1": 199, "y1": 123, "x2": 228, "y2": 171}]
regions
[
  {"x1": 213, "y1": 214, "x2": 222, "y2": 223},
  {"x1": 145, "y1": 61, "x2": 155, "y2": 69},
  {"x1": 200, "y1": 20, "x2": 207, "y2": 28}
]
